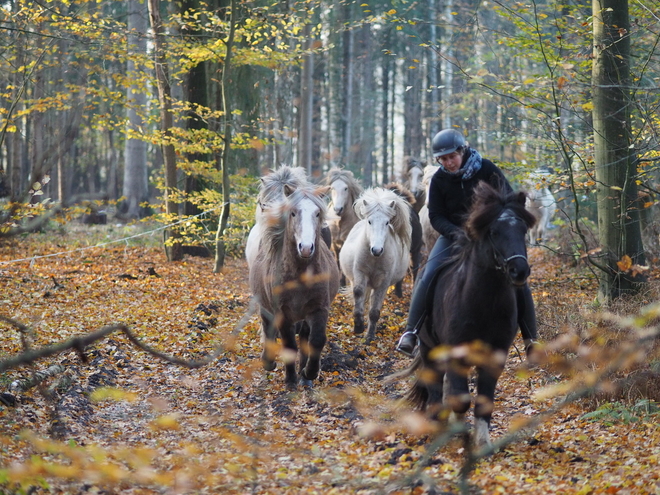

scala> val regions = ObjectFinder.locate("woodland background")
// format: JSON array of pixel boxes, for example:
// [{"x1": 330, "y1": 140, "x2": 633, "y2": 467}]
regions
[{"x1": 2, "y1": 0, "x2": 660, "y2": 493}]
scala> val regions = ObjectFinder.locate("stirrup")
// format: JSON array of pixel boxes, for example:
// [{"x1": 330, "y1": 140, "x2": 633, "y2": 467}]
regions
[{"x1": 396, "y1": 331, "x2": 419, "y2": 357}]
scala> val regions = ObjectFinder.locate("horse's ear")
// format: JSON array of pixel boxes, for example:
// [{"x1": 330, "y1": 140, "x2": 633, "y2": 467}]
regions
[
  {"x1": 516, "y1": 191, "x2": 528, "y2": 206},
  {"x1": 389, "y1": 200, "x2": 396, "y2": 209},
  {"x1": 316, "y1": 185, "x2": 331, "y2": 199},
  {"x1": 283, "y1": 184, "x2": 294, "y2": 196}
]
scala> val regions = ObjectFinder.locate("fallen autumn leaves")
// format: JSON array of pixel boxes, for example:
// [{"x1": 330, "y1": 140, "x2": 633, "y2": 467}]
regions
[{"x1": 1, "y1": 227, "x2": 660, "y2": 494}]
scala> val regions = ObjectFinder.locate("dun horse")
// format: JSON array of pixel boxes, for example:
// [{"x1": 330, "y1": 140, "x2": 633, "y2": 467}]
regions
[
  {"x1": 397, "y1": 182, "x2": 536, "y2": 447},
  {"x1": 339, "y1": 188, "x2": 412, "y2": 343},
  {"x1": 416, "y1": 165, "x2": 439, "y2": 259},
  {"x1": 402, "y1": 156, "x2": 427, "y2": 214},
  {"x1": 249, "y1": 185, "x2": 339, "y2": 388},
  {"x1": 245, "y1": 166, "x2": 309, "y2": 269},
  {"x1": 324, "y1": 168, "x2": 363, "y2": 280}
]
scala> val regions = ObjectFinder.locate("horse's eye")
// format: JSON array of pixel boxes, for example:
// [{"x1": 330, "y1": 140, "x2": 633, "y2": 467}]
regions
[
  {"x1": 344, "y1": 187, "x2": 348, "y2": 192},
  {"x1": 316, "y1": 211, "x2": 320, "y2": 217},
  {"x1": 291, "y1": 211, "x2": 296, "y2": 217},
  {"x1": 368, "y1": 220, "x2": 372, "y2": 225}
]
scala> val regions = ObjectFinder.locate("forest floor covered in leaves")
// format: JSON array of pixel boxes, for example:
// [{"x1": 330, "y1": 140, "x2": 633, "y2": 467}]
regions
[{"x1": 1, "y1": 224, "x2": 660, "y2": 494}]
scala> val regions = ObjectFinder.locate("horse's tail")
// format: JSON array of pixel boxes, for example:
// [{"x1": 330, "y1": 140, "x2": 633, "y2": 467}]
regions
[{"x1": 384, "y1": 353, "x2": 429, "y2": 410}]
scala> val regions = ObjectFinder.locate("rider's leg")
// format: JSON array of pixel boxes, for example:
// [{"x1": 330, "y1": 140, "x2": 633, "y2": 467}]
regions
[
  {"x1": 396, "y1": 236, "x2": 453, "y2": 356},
  {"x1": 516, "y1": 283, "x2": 539, "y2": 357}
]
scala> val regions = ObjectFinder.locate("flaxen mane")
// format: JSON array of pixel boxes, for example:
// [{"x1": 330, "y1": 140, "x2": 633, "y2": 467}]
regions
[
  {"x1": 261, "y1": 186, "x2": 328, "y2": 257},
  {"x1": 324, "y1": 168, "x2": 363, "y2": 200},
  {"x1": 354, "y1": 188, "x2": 412, "y2": 248},
  {"x1": 258, "y1": 166, "x2": 309, "y2": 207}
]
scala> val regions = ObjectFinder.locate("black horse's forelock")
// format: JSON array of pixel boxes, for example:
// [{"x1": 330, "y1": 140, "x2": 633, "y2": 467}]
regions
[{"x1": 466, "y1": 182, "x2": 537, "y2": 240}]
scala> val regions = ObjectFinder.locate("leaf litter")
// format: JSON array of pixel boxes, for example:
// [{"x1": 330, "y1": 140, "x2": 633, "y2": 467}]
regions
[{"x1": 1, "y1": 235, "x2": 659, "y2": 494}]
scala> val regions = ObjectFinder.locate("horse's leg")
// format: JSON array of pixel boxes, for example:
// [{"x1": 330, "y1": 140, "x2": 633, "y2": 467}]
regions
[
  {"x1": 278, "y1": 318, "x2": 298, "y2": 388},
  {"x1": 394, "y1": 280, "x2": 403, "y2": 298},
  {"x1": 300, "y1": 309, "x2": 329, "y2": 386},
  {"x1": 473, "y1": 364, "x2": 505, "y2": 448},
  {"x1": 260, "y1": 310, "x2": 277, "y2": 372},
  {"x1": 352, "y1": 278, "x2": 367, "y2": 335},
  {"x1": 444, "y1": 369, "x2": 471, "y2": 442},
  {"x1": 365, "y1": 285, "x2": 387, "y2": 343},
  {"x1": 296, "y1": 321, "x2": 310, "y2": 375}
]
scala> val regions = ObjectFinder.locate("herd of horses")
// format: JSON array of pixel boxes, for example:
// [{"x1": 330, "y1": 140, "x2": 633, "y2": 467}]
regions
[{"x1": 245, "y1": 163, "x2": 555, "y2": 447}]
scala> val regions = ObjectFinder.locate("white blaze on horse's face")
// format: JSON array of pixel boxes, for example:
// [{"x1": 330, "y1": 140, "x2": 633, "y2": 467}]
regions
[
  {"x1": 330, "y1": 178, "x2": 349, "y2": 216},
  {"x1": 408, "y1": 166, "x2": 424, "y2": 195},
  {"x1": 293, "y1": 197, "x2": 320, "y2": 259},
  {"x1": 364, "y1": 201, "x2": 393, "y2": 257}
]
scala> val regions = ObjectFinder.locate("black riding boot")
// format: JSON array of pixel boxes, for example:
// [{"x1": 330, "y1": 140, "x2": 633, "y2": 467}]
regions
[
  {"x1": 516, "y1": 283, "x2": 539, "y2": 357},
  {"x1": 396, "y1": 236, "x2": 453, "y2": 357}
]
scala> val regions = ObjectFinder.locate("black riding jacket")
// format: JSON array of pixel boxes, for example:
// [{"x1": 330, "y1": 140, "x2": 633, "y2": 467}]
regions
[{"x1": 427, "y1": 151, "x2": 512, "y2": 239}]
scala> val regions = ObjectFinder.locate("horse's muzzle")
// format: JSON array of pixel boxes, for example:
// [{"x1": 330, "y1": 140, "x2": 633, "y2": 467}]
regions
[
  {"x1": 508, "y1": 258, "x2": 530, "y2": 286},
  {"x1": 370, "y1": 246, "x2": 384, "y2": 257},
  {"x1": 299, "y1": 243, "x2": 315, "y2": 258}
]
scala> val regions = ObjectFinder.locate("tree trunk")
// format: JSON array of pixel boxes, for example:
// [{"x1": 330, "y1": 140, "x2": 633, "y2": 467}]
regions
[
  {"x1": 592, "y1": 0, "x2": 645, "y2": 302},
  {"x1": 298, "y1": 24, "x2": 314, "y2": 176},
  {"x1": 148, "y1": 0, "x2": 183, "y2": 261},
  {"x1": 340, "y1": 2, "x2": 354, "y2": 168},
  {"x1": 123, "y1": 0, "x2": 149, "y2": 220},
  {"x1": 213, "y1": 0, "x2": 236, "y2": 273},
  {"x1": 380, "y1": 29, "x2": 391, "y2": 184}
]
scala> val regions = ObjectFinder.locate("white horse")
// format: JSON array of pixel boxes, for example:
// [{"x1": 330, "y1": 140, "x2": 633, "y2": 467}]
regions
[
  {"x1": 339, "y1": 188, "x2": 412, "y2": 343},
  {"x1": 525, "y1": 180, "x2": 556, "y2": 245},
  {"x1": 246, "y1": 166, "x2": 309, "y2": 269},
  {"x1": 418, "y1": 165, "x2": 439, "y2": 256}
]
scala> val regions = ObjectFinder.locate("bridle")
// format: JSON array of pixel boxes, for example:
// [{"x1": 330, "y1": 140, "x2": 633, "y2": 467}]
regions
[{"x1": 488, "y1": 209, "x2": 529, "y2": 274}]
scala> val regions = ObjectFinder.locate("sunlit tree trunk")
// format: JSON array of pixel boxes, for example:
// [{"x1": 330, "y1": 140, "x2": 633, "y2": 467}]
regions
[
  {"x1": 123, "y1": 0, "x2": 149, "y2": 219},
  {"x1": 148, "y1": 0, "x2": 182, "y2": 261},
  {"x1": 592, "y1": 0, "x2": 645, "y2": 301}
]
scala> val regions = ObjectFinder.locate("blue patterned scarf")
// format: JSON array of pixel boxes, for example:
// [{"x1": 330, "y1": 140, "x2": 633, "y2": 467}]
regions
[{"x1": 440, "y1": 148, "x2": 482, "y2": 180}]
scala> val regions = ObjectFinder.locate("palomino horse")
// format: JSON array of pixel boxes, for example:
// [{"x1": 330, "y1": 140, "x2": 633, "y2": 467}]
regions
[
  {"x1": 245, "y1": 166, "x2": 309, "y2": 269},
  {"x1": 397, "y1": 182, "x2": 536, "y2": 447},
  {"x1": 339, "y1": 188, "x2": 412, "y2": 343},
  {"x1": 249, "y1": 185, "x2": 339, "y2": 388},
  {"x1": 402, "y1": 156, "x2": 427, "y2": 214}
]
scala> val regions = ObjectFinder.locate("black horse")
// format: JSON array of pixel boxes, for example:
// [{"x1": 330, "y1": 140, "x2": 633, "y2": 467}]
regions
[{"x1": 399, "y1": 181, "x2": 537, "y2": 447}]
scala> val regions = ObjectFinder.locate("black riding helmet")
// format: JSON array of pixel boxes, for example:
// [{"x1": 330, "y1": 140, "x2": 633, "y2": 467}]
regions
[{"x1": 432, "y1": 129, "x2": 466, "y2": 157}]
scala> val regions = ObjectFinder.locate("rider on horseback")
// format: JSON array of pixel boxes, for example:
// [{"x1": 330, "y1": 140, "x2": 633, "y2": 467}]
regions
[{"x1": 396, "y1": 129, "x2": 539, "y2": 358}]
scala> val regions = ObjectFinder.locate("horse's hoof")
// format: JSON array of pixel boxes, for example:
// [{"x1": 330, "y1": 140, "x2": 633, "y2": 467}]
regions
[
  {"x1": 353, "y1": 320, "x2": 364, "y2": 335},
  {"x1": 262, "y1": 360, "x2": 277, "y2": 372},
  {"x1": 285, "y1": 380, "x2": 298, "y2": 391},
  {"x1": 299, "y1": 377, "x2": 313, "y2": 388}
]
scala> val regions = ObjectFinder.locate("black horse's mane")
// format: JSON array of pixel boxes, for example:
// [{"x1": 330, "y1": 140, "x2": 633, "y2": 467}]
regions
[{"x1": 449, "y1": 182, "x2": 537, "y2": 269}]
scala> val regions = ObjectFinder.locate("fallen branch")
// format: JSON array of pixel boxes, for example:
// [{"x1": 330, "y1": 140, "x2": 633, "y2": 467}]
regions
[{"x1": 10, "y1": 364, "x2": 66, "y2": 392}]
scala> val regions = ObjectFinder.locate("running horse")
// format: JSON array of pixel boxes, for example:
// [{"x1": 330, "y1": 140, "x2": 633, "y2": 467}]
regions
[
  {"x1": 395, "y1": 182, "x2": 537, "y2": 447},
  {"x1": 339, "y1": 188, "x2": 412, "y2": 343},
  {"x1": 249, "y1": 185, "x2": 340, "y2": 388}
]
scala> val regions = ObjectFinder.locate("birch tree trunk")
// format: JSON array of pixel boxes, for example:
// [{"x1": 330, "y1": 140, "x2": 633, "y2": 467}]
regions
[{"x1": 592, "y1": 0, "x2": 645, "y2": 301}]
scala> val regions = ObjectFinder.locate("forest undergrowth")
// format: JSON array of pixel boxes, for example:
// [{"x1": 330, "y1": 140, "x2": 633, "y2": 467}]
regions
[{"x1": 1, "y1": 224, "x2": 660, "y2": 494}]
